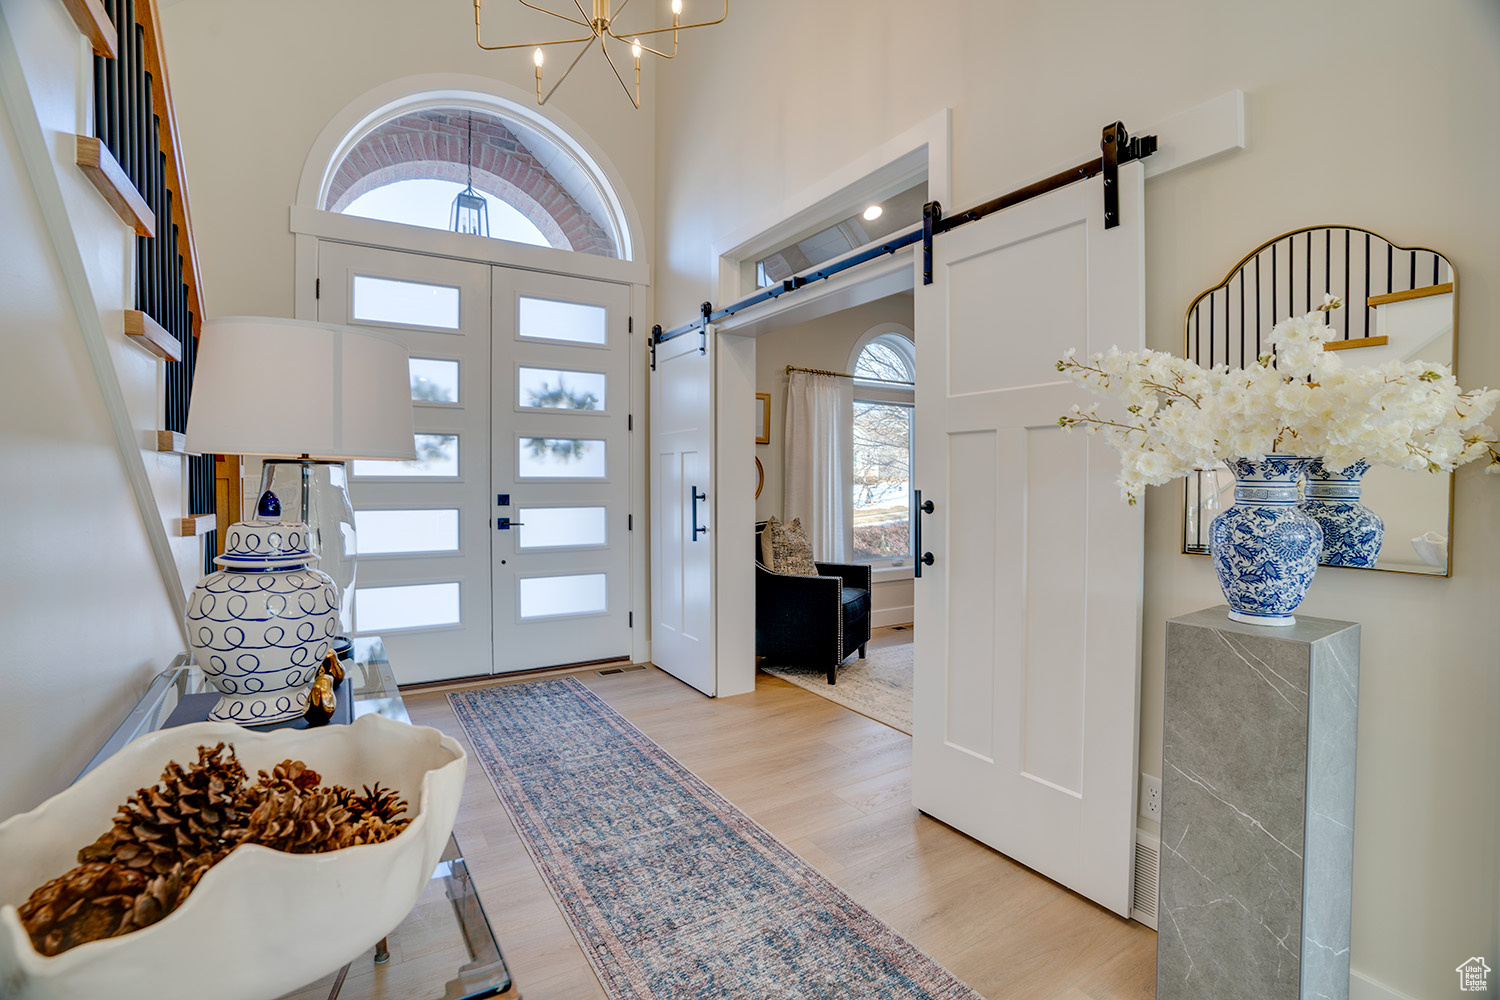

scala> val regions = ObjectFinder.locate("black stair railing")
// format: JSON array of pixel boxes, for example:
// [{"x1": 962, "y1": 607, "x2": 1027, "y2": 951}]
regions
[{"x1": 93, "y1": 0, "x2": 216, "y2": 574}]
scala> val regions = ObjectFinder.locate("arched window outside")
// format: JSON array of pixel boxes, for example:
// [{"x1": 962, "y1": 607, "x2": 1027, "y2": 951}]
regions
[
  {"x1": 325, "y1": 106, "x2": 621, "y2": 258},
  {"x1": 853, "y1": 331, "x2": 916, "y2": 385},
  {"x1": 848, "y1": 327, "x2": 915, "y2": 565}
]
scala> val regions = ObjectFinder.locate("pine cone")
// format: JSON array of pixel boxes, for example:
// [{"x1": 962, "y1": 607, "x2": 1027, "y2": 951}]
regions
[
  {"x1": 19, "y1": 863, "x2": 147, "y2": 956},
  {"x1": 253, "y1": 759, "x2": 323, "y2": 794},
  {"x1": 119, "y1": 860, "x2": 207, "y2": 934},
  {"x1": 78, "y1": 743, "x2": 247, "y2": 874},
  {"x1": 345, "y1": 783, "x2": 408, "y2": 824},
  {"x1": 235, "y1": 787, "x2": 351, "y2": 854}
]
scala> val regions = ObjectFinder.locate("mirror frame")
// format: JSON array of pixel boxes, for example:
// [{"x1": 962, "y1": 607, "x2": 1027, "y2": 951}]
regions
[{"x1": 1180, "y1": 225, "x2": 1457, "y2": 577}]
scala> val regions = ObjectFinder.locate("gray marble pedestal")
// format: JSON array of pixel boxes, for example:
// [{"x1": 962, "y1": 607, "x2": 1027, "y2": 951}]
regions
[{"x1": 1157, "y1": 606, "x2": 1359, "y2": 1000}]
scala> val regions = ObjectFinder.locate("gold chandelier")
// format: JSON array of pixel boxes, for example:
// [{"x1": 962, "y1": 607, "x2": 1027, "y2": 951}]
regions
[{"x1": 474, "y1": 0, "x2": 727, "y2": 109}]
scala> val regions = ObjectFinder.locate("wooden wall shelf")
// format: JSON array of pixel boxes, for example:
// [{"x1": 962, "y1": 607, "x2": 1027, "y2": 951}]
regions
[
  {"x1": 76, "y1": 135, "x2": 154, "y2": 236},
  {"x1": 1324, "y1": 336, "x2": 1389, "y2": 353},
  {"x1": 154, "y1": 430, "x2": 198, "y2": 454},
  {"x1": 124, "y1": 310, "x2": 182, "y2": 362},
  {"x1": 1366, "y1": 282, "x2": 1454, "y2": 308},
  {"x1": 57, "y1": 0, "x2": 118, "y2": 58},
  {"x1": 177, "y1": 513, "x2": 217, "y2": 537}
]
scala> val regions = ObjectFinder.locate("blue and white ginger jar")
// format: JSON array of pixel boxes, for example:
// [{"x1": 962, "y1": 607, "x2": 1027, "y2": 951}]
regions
[
  {"x1": 185, "y1": 520, "x2": 338, "y2": 724},
  {"x1": 1208, "y1": 456, "x2": 1323, "y2": 627},
  {"x1": 1299, "y1": 459, "x2": 1384, "y2": 569}
]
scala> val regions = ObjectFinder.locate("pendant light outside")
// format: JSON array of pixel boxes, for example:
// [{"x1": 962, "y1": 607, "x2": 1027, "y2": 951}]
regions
[{"x1": 450, "y1": 112, "x2": 489, "y2": 237}]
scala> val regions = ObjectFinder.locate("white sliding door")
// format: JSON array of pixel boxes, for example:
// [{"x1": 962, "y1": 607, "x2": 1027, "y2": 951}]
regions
[
  {"x1": 650, "y1": 328, "x2": 714, "y2": 695},
  {"x1": 911, "y1": 163, "x2": 1146, "y2": 916}
]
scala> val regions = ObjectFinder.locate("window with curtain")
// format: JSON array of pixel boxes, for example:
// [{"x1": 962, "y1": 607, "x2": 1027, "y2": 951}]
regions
[{"x1": 850, "y1": 332, "x2": 915, "y2": 564}]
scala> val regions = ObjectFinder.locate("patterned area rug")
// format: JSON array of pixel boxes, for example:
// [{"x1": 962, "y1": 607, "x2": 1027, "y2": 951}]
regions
[
  {"x1": 761, "y1": 639, "x2": 913, "y2": 734},
  {"x1": 448, "y1": 678, "x2": 978, "y2": 1000}
]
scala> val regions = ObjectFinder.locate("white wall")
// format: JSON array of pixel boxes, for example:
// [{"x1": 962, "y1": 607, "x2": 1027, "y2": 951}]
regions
[
  {"x1": 0, "y1": 0, "x2": 192, "y2": 820},
  {"x1": 752, "y1": 294, "x2": 915, "y2": 624},
  {"x1": 159, "y1": 0, "x2": 656, "y2": 320},
  {"x1": 655, "y1": 1, "x2": 1500, "y2": 996}
]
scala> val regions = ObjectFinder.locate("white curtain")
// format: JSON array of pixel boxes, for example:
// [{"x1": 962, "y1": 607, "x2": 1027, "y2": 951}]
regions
[{"x1": 783, "y1": 370, "x2": 852, "y2": 561}]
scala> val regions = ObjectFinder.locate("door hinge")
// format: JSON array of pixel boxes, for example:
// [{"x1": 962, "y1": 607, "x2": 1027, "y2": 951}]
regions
[
  {"x1": 628, "y1": 316, "x2": 633, "y2": 334},
  {"x1": 628, "y1": 513, "x2": 633, "y2": 530},
  {"x1": 628, "y1": 414, "x2": 633, "y2": 431},
  {"x1": 315, "y1": 278, "x2": 320, "y2": 299},
  {"x1": 628, "y1": 612, "x2": 633, "y2": 628}
]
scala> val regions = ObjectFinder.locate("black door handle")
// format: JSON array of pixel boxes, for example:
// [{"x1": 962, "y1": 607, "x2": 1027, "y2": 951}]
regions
[
  {"x1": 691, "y1": 487, "x2": 708, "y2": 541},
  {"x1": 914, "y1": 489, "x2": 934, "y2": 578}
]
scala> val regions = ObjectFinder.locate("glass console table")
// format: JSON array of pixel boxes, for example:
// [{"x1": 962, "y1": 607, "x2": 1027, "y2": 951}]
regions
[{"x1": 78, "y1": 637, "x2": 518, "y2": 1000}]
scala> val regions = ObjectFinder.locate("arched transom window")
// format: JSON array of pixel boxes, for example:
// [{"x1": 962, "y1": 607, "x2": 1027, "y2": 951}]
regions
[{"x1": 325, "y1": 105, "x2": 621, "y2": 258}]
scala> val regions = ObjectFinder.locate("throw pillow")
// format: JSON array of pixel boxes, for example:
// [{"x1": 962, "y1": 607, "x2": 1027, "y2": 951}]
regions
[
  {"x1": 761, "y1": 516, "x2": 780, "y2": 570},
  {"x1": 772, "y1": 516, "x2": 818, "y2": 576}
]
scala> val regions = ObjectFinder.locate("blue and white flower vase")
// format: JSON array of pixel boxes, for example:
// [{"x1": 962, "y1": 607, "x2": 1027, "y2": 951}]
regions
[
  {"x1": 1299, "y1": 459, "x2": 1384, "y2": 569},
  {"x1": 1208, "y1": 456, "x2": 1324, "y2": 627},
  {"x1": 185, "y1": 520, "x2": 339, "y2": 725}
]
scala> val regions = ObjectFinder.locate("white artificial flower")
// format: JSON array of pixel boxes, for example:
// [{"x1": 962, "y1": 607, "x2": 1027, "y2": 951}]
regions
[{"x1": 1054, "y1": 296, "x2": 1500, "y2": 502}]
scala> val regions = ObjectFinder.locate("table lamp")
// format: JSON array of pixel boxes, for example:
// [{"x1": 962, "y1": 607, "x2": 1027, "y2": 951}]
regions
[{"x1": 186, "y1": 317, "x2": 417, "y2": 635}]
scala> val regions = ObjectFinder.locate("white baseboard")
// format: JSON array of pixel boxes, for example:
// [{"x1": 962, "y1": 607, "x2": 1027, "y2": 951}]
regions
[
  {"x1": 872, "y1": 607, "x2": 913, "y2": 628},
  {"x1": 1351, "y1": 970, "x2": 1419, "y2": 1000}
]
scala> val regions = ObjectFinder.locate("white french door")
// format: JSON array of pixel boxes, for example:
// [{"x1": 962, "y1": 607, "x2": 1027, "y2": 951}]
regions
[
  {"x1": 491, "y1": 268, "x2": 632, "y2": 670},
  {"x1": 320, "y1": 243, "x2": 494, "y2": 682},
  {"x1": 911, "y1": 163, "x2": 1146, "y2": 916},
  {"x1": 650, "y1": 328, "x2": 714, "y2": 695},
  {"x1": 318, "y1": 242, "x2": 633, "y2": 682}
]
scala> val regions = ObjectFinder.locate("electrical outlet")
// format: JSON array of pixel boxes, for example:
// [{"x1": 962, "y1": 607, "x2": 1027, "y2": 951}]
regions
[{"x1": 1140, "y1": 774, "x2": 1163, "y2": 821}]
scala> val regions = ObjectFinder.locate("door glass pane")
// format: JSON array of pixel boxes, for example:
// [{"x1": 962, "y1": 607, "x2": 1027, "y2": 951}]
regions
[
  {"x1": 355, "y1": 582, "x2": 460, "y2": 631},
  {"x1": 410, "y1": 358, "x2": 459, "y2": 403},
  {"x1": 517, "y1": 438, "x2": 605, "y2": 479},
  {"x1": 519, "y1": 574, "x2": 607, "y2": 619},
  {"x1": 518, "y1": 296, "x2": 606, "y2": 345},
  {"x1": 353, "y1": 434, "x2": 459, "y2": 477},
  {"x1": 852, "y1": 401, "x2": 912, "y2": 561},
  {"x1": 517, "y1": 507, "x2": 607, "y2": 549},
  {"x1": 518, "y1": 367, "x2": 606, "y2": 411},
  {"x1": 352, "y1": 275, "x2": 461, "y2": 329},
  {"x1": 355, "y1": 509, "x2": 459, "y2": 554}
]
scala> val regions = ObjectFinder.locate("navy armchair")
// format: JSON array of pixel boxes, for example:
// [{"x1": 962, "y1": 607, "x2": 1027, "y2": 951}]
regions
[{"x1": 755, "y1": 522, "x2": 871, "y2": 684}]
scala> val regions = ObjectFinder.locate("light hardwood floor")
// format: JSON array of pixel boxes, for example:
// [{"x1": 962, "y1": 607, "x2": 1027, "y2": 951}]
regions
[{"x1": 400, "y1": 628, "x2": 1158, "y2": 1000}]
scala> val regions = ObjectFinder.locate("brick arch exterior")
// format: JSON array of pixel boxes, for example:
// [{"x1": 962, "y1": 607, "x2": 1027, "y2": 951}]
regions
[{"x1": 325, "y1": 109, "x2": 618, "y2": 258}]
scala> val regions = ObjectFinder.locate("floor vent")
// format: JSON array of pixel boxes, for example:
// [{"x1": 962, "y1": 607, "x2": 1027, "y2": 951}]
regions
[
  {"x1": 1132, "y1": 829, "x2": 1160, "y2": 929},
  {"x1": 597, "y1": 668, "x2": 624, "y2": 675},
  {"x1": 887, "y1": 625, "x2": 911, "y2": 631}
]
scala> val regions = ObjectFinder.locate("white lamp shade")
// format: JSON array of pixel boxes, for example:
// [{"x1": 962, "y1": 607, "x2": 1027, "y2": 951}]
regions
[{"x1": 186, "y1": 317, "x2": 418, "y2": 460}]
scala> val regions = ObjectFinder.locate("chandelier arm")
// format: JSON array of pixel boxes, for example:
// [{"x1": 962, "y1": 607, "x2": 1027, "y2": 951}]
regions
[
  {"x1": 569, "y1": 0, "x2": 592, "y2": 26},
  {"x1": 539, "y1": 37, "x2": 598, "y2": 105},
  {"x1": 612, "y1": 0, "x2": 632, "y2": 19},
  {"x1": 598, "y1": 35, "x2": 641, "y2": 110},
  {"x1": 515, "y1": 0, "x2": 590, "y2": 27},
  {"x1": 616, "y1": 0, "x2": 726, "y2": 37},
  {"x1": 605, "y1": 21, "x2": 676, "y2": 57},
  {"x1": 625, "y1": 37, "x2": 676, "y2": 58}
]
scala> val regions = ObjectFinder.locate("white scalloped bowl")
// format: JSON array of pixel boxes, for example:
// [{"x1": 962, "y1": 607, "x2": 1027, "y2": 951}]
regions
[{"x1": 0, "y1": 714, "x2": 466, "y2": 1000}]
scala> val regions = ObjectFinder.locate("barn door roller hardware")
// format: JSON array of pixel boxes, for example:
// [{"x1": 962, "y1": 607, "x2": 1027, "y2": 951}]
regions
[
  {"x1": 921, "y1": 121, "x2": 1156, "y2": 284},
  {"x1": 654, "y1": 120, "x2": 1156, "y2": 341}
]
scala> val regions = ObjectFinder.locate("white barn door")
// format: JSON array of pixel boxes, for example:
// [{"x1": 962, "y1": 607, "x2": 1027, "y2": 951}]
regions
[
  {"x1": 912, "y1": 163, "x2": 1146, "y2": 916},
  {"x1": 650, "y1": 329, "x2": 714, "y2": 695}
]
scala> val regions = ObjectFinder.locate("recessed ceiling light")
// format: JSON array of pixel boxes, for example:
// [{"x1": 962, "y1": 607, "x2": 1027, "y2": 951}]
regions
[{"x1": 862, "y1": 204, "x2": 883, "y2": 222}]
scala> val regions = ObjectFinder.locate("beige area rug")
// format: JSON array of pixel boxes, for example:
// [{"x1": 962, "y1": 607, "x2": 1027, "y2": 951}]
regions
[{"x1": 760, "y1": 636, "x2": 913, "y2": 734}]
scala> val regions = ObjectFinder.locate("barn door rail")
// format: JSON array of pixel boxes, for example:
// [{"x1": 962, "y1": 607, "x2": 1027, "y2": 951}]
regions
[{"x1": 652, "y1": 121, "x2": 1156, "y2": 346}]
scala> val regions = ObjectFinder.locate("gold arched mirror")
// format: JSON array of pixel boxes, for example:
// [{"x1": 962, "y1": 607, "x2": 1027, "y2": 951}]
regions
[{"x1": 1182, "y1": 226, "x2": 1456, "y2": 576}]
